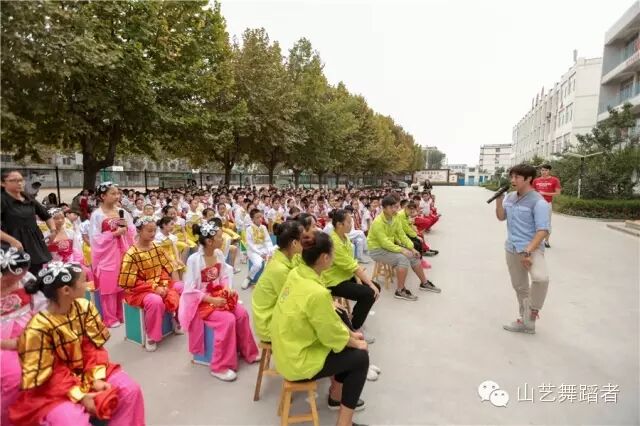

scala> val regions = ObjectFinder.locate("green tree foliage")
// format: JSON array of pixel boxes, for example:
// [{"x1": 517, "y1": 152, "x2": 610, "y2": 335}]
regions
[
  {"x1": 426, "y1": 149, "x2": 446, "y2": 169},
  {"x1": 551, "y1": 104, "x2": 640, "y2": 199},
  {"x1": 2, "y1": 1, "x2": 425, "y2": 187},
  {"x1": 235, "y1": 28, "x2": 299, "y2": 185}
]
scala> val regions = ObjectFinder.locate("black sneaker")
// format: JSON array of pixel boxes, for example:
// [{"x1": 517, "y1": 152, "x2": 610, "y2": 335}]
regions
[
  {"x1": 328, "y1": 397, "x2": 365, "y2": 411},
  {"x1": 419, "y1": 280, "x2": 441, "y2": 293},
  {"x1": 544, "y1": 241, "x2": 551, "y2": 248},
  {"x1": 394, "y1": 288, "x2": 418, "y2": 301},
  {"x1": 424, "y1": 249, "x2": 439, "y2": 257}
]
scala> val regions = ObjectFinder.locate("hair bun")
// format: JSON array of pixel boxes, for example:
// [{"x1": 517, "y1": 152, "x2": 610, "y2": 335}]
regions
[{"x1": 23, "y1": 277, "x2": 42, "y2": 295}]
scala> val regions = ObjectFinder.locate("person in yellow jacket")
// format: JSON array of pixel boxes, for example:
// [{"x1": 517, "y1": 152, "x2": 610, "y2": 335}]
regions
[
  {"x1": 251, "y1": 221, "x2": 303, "y2": 342},
  {"x1": 271, "y1": 231, "x2": 369, "y2": 426},
  {"x1": 397, "y1": 200, "x2": 439, "y2": 257},
  {"x1": 321, "y1": 209, "x2": 380, "y2": 331},
  {"x1": 366, "y1": 195, "x2": 440, "y2": 301}
]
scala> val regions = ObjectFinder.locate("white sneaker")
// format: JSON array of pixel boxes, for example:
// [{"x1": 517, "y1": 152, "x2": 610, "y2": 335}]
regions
[
  {"x1": 144, "y1": 338, "x2": 157, "y2": 352},
  {"x1": 366, "y1": 366, "x2": 379, "y2": 381},
  {"x1": 233, "y1": 267, "x2": 241, "y2": 274},
  {"x1": 370, "y1": 364, "x2": 381, "y2": 374},
  {"x1": 109, "y1": 321, "x2": 122, "y2": 328},
  {"x1": 211, "y1": 369, "x2": 237, "y2": 382},
  {"x1": 241, "y1": 278, "x2": 251, "y2": 290}
]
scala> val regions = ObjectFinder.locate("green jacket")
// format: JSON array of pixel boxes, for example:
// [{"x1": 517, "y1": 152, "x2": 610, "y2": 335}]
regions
[
  {"x1": 366, "y1": 213, "x2": 413, "y2": 253},
  {"x1": 321, "y1": 231, "x2": 359, "y2": 288},
  {"x1": 397, "y1": 209, "x2": 417, "y2": 238},
  {"x1": 251, "y1": 249, "x2": 296, "y2": 342},
  {"x1": 271, "y1": 264, "x2": 350, "y2": 381}
]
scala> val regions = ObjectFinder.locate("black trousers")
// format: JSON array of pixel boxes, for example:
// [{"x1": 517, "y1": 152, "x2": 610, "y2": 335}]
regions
[
  {"x1": 409, "y1": 236, "x2": 425, "y2": 255},
  {"x1": 311, "y1": 347, "x2": 369, "y2": 409},
  {"x1": 330, "y1": 278, "x2": 380, "y2": 330}
]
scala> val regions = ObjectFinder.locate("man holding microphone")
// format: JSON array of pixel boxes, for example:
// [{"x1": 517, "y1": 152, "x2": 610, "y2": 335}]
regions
[{"x1": 495, "y1": 164, "x2": 550, "y2": 334}]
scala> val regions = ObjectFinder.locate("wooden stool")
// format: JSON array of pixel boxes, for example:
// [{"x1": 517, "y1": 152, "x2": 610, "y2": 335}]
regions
[
  {"x1": 254, "y1": 342, "x2": 279, "y2": 401},
  {"x1": 277, "y1": 380, "x2": 319, "y2": 426},
  {"x1": 372, "y1": 261, "x2": 395, "y2": 290}
]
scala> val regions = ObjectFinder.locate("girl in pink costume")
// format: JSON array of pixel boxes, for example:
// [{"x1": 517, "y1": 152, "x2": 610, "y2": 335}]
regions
[
  {"x1": 179, "y1": 221, "x2": 259, "y2": 382},
  {"x1": 88, "y1": 183, "x2": 135, "y2": 328}
]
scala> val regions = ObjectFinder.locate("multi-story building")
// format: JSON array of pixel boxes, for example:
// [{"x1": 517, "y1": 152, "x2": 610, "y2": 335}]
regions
[
  {"x1": 598, "y1": 1, "x2": 640, "y2": 128},
  {"x1": 478, "y1": 144, "x2": 512, "y2": 174},
  {"x1": 512, "y1": 56, "x2": 603, "y2": 164}
]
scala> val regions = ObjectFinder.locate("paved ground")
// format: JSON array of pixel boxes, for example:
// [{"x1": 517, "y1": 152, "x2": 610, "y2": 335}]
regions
[{"x1": 104, "y1": 186, "x2": 639, "y2": 425}]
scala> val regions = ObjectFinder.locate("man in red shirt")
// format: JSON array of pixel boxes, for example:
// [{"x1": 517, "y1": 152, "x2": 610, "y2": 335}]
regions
[{"x1": 532, "y1": 164, "x2": 561, "y2": 248}]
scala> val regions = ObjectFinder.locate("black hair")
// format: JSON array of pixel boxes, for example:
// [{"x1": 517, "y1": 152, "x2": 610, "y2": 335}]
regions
[
  {"x1": 249, "y1": 208, "x2": 262, "y2": 219},
  {"x1": 381, "y1": 195, "x2": 398, "y2": 208},
  {"x1": 297, "y1": 213, "x2": 316, "y2": 231},
  {"x1": 406, "y1": 200, "x2": 417, "y2": 209},
  {"x1": 288, "y1": 206, "x2": 301, "y2": 218},
  {"x1": 274, "y1": 220, "x2": 303, "y2": 249},
  {"x1": 300, "y1": 231, "x2": 333, "y2": 266},
  {"x1": 540, "y1": 164, "x2": 552, "y2": 170},
  {"x1": 211, "y1": 217, "x2": 223, "y2": 228},
  {"x1": 0, "y1": 169, "x2": 19, "y2": 182},
  {"x1": 157, "y1": 216, "x2": 173, "y2": 228},
  {"x1": 400, "y1": 199, "x2": 408, "y2": 208},
  {"x1": 344, "y1": 205, "x2": 355, "y2": 214},
  {"x1": 331, "y1": 209, "x2": 350, "y2": 227},
  {"x1": 509, "y1": 163, "x2": 537, "y2": 183},
  {"x1": 192, "y1": 220, "x2": 219, "y2": 246},
  {"x1": 161, "y1": 205, "x2": 175, "y2": 215},
  {"x1": 24, "y1": 262, "x2": 83, "y2": 303}
]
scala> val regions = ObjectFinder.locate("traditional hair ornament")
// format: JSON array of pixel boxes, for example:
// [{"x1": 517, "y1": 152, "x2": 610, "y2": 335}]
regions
[
  {"x1": 134, "y1": 216, "x2": 156, "y2": 229},
  {"x1": 200, "y1": 221, "x2": 219, "y2": 238},
  {"x1": 0, "y1": 247, "x2": 31, "y2": 276},
  {"x1": 47, "y1": 207, "x2": 63, "y2": 217},
  {"x1": 96, "y1": 181, "x2": 117, "y2": 195},
  {"x1": 37, "y1": 261, "x2": 82, "y2": 285}
]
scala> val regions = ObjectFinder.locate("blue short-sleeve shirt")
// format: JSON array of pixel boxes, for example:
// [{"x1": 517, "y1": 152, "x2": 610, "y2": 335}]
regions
[{"x1": 503, "y1": 190, "x2": 550, "y2": 253}]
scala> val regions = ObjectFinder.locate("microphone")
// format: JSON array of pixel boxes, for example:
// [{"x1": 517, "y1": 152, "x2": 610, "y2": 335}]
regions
[
  {"x1": 118, "y1": 209, "x2": 126, "y2": 227},
  {"x1": 486, "y1": 185, "x2": 510, "y2": 204}
]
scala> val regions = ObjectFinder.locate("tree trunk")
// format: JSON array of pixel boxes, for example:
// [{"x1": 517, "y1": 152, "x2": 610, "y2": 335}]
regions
[
  {"x1": 81, "y1": 135, "x2": 118, "y2": 190},
  {"x1": 268, "y1": 166, "x2": 275, "y2": 186},
  {"x1": 317, "y1": 172, "x2": 324, "y2": 187},
  {"x1": 224, "y1": 163, "x2": 232, "y2": 185},
  {"x1": 82, "y1": 160, "x2": 99, "y2": 190},
  {"x1": 335, "y1": 173, "x2": 341, "y2": 188},
  {"x1": 293, "y1": 169, "x2": 301, "y2": 188}
]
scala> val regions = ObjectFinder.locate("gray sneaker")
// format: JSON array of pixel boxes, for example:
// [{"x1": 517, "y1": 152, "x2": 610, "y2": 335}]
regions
[
  {"x1": 419, "y1": 280, "x2": 441, "y2": 293},
  {"x1": 503, "y1": 319, "x2": 535, "y2": 334},
  {"x1": 394, "y1": 288, "x2": 418, "y2": 301}
]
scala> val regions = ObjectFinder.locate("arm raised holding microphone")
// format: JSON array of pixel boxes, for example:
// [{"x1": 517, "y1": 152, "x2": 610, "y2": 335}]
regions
[{"x1": 495, "y1": 164, "x2": 550, "y2": 336}]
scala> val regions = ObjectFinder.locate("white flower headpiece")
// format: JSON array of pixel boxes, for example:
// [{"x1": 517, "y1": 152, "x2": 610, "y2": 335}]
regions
[
  {"x1": 0, "y1": 247, "x2": 31, "y2": 277},
  {"x1": 38, "y1": 261, "x2": 82, "y2": 285},
  {"x1": 134, "y1": 216, "x2": 156, "y2": 229},
  {"x1": 47, "y1": 207, "x2": 63, "y2": 217},
  {"x1": 200, "y1": 221, "x2": 219, "y2": 237},
  {"x1": 96, "y1": 181, "x2": 118, "y2": 195}
]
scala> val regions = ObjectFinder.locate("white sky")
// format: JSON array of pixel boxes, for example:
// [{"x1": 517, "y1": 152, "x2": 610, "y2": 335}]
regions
[{"x1": 219, "y1": 0, "x2": 634, "y2": 165}]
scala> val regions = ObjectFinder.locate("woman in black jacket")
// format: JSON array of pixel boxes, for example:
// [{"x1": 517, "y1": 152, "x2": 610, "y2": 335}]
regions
[{"x1": 1, "y1": 170, "x2": 54, "y2": 275}]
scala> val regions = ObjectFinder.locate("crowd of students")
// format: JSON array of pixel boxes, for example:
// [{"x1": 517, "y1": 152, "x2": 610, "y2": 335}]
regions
[{"x1": 1, "y1": 169, "x2": 443, "y2": 426}]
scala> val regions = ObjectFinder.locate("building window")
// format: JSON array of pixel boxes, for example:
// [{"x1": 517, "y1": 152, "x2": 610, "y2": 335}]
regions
[
  {"x1": 623, "y1": 34, "x2": 639, "y2": 61},
  {"x1": 620, "y1": 78, "x2": 634, "y2": 102}
]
